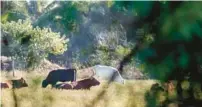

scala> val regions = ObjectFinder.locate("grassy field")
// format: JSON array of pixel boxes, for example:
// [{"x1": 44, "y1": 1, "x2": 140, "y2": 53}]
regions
[{"x1": 1, "y1": 71, "x2": 157, "y2": 107}]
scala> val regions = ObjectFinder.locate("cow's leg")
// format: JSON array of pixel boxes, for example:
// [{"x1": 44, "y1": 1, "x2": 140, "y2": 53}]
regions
[{"x1": 51, "y1": 82, "x2": 57, "y2": 88}]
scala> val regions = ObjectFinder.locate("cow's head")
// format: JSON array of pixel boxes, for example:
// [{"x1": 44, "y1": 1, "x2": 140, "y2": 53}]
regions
[
  {"x1": 112, "y1": 72, "x2": 125, "y2": 84},
  {"x1": 12, "y1": 77, "x2": 28, "y2": 88},
  {"x1": 42, "y1": 80, "x2": 48, "y2": 88},
  {"x1": 89, "y1": 77, "x2": 100, "y2": 86},
  {"x1": 20, "y1": 78, "x2": 28, "y2": 86}
]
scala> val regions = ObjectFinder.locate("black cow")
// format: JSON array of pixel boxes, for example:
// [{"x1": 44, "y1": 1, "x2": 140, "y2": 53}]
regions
[{"x1": 42, "y1": 69, "x2": 76, "y2": 88}]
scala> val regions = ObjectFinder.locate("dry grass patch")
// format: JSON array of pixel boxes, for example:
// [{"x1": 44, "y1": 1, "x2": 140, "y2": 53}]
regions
[{"x1": 1, "y1": 72, "x2": 157, "y2": 107}]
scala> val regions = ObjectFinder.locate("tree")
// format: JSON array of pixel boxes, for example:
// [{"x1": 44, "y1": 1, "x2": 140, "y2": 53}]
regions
[{"x1": 1, "y1": 19, "x2": 68, "y2": 69}]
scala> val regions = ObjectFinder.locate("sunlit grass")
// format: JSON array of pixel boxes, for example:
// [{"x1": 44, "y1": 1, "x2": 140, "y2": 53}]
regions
[{"x1": 1, "y1": 71, "x2": 156, "y2": 107}]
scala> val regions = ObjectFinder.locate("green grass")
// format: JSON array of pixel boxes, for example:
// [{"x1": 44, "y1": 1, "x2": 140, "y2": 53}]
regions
[{"x1": 1, "y1": 71, "x2": 157, "y2": 107}]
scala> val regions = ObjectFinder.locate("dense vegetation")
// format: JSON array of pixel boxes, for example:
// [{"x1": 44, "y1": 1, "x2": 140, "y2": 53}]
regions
[
  {"x1": 116, "y1": 1, "x2": 202, "y2": 106},
  {"x1": 1, "y1": 1, "x2": 143, "y2": 78},
  {"x1": 2, "y1": 20, "x2": 68, "y2": 69},
  {"x1": 1, "y1": 1, "x2": 202, "y2": 107}
]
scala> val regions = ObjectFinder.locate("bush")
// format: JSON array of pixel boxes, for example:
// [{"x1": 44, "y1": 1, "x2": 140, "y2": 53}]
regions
[{"x1": 1, "y1": 19, "x2": 68, "y2": 69}]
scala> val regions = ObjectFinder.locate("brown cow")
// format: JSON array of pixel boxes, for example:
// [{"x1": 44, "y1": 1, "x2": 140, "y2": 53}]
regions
[
  {"x1": 7, "y1": 77, "x2": 28, "y2": 89},
  {"x1": 54, "y1": 77, "x2": 100, "y2": 90},
  {"x1": 73, "y1": 77, "x2": 100, "y2": 90},
  {"x1": 1, "y1": 83, "x2": 9, "y2": 89}
]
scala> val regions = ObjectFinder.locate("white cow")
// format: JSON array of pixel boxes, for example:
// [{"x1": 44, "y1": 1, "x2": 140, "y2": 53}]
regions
[{"x1": 92, "y1": 65, "x2": 125, "y2": 84}]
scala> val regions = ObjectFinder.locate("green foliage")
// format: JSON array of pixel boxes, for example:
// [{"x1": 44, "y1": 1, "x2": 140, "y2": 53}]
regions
[
  {"x1": 72, "y1": 1, "x2": 93, "y2": 13},
  {"x1": 35, "y1": 1, "x2": 101, "y2": 34},
  {"x1": 106, "y1": 1, "x2": 114, "y2": 8},
  {"x1": 35, "y1": 2, "x2": 79, "y2": 33},
  {"x1": 147, "y1": 80, "x2": 202, "y2": 107},
  {"x1": 88, "y1": 45, "x2": 133, "y2": 67},
  {"x1": 1, "y1": 1, "x2": 29, "y2": 23},
  {"x1": 115, "y1": 45, "x2": 131, "y2": 57},
  {"x1": 36, "y1": 1, "x2": 52, "y2": 13},
  {"x1": 131, "y1": 2, "x2": 202, "y2": 82},
  {"x1": 111, "y1": 1, "x2": 153, "y2": 17},
  {"x1": 1, "y1": 11, "x2": 27, "y2": 24},
  {"x1": 143, "y1": 34, "x2": 155, "y2": 45},
  {"x1": 161, "y1": 2, "x2": 202, "y2": 42},
  {"x1": 1, "y1": 20, "x2": 68, "y2": 69}
]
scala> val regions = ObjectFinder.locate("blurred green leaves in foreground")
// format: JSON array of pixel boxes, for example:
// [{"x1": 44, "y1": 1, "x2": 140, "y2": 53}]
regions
[{"x1": 130, "y1": 2, "x2": 202, "y2": 82}]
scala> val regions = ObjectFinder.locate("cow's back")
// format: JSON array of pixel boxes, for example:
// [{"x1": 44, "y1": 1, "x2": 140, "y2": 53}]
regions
[
  {"x1": 46, "y1": 69, "x2": 76, "y2": 82},
  {"x1": 73, "y1": 78, "x2": 100, "y2": 89},
  {"x1": 93, "y1": 65, "x2": 124, "y2": 84}
]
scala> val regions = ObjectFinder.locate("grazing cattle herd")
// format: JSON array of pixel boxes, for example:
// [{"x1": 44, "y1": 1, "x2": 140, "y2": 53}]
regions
[{"x1": 1, "y1": 65, "x2": 124, "y2": 90}]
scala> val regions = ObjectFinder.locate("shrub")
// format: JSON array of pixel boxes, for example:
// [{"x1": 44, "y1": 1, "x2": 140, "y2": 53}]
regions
[{"x1": 1, "y1": 19, "x2": 68, "y2": 69}]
